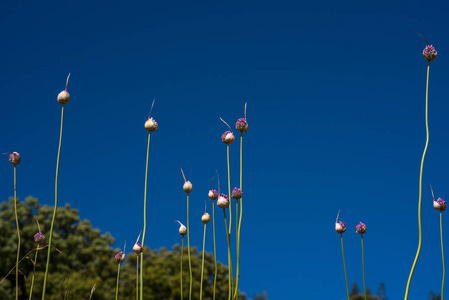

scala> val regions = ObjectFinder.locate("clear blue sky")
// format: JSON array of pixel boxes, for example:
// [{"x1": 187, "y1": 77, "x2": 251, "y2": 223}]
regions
[{"x1": 2, "y1": 0, "x2": 449, "y2": 299}]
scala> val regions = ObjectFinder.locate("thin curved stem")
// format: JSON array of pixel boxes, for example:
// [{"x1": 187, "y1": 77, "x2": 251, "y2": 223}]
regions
[
  {"x1": 28, "y1": 245, "x2": 39, "y2": 300},
  {"x1": 227, "y1": 145, "x2": 232, "y2": 235},
  {"x1": 13, "y1": 166, "x2": 19, "y2": 300},
  {"x1": 235, "y1": 133, "x2": 243, "y2": 299},
  {"x1": 441, "y1": 212, "x2": 445, "y2": 300},
  {"x1": 200, "y1": 224, "x2": 207, "y2": 300},
  {"x1": 223, "y1": 209, "x2": 233, "y2": 300},
  {"x1": 341, "y1": 234, "x2": 349, "y2": 300},
  {"x1": 187, "y1": 193, "x2": 192, "y2": 300},
  {"x1": 136, "y1": 256, "x2": 139, "y2": 300},
  {"x1": 404, "y1": 61, "x2": 430, "y2": 300},
  {"x1": 181, "y1": 236, "x2": 184, "y2": 300},
  {"x1": 115, "y1": 264, "x2": 121, "y2": 300},
  {"x1": 213, "y1": 203, "x2": 217, "y2": 300},
  {"x1": 140, "y1": 133, "x2": 151, "y2": 300},
  {"x1": 361, "y1": 235, "x2": 366, "y2": 300},
  {"x1": 42, "y1": 106, "x2": 64, "y2": 300}
]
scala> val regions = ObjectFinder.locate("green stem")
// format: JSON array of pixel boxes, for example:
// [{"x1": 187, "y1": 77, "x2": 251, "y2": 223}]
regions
[
  {"x1": 404, "y1": 61, "x2": 430, "y2": 300},
  {"x1": 223, "y1": 209, "x2": 233, "y2": 300},
  {"x1": 140, "y1": 133, "x2": 151, "y2": 300},
  {"x1": 441, "y1": 212, "x2": 445, "y2": 300},
  {"x1": 42, "y1": 106, "x2": 64, "y2": 300},
  {"x1": 340, "y1": 234, "x2": 349, "y2": 300},
  {"x1": 227, "y1": 145, "x2": 232, "y2": 236},
  {"x1": 136, "y1": 256, "x2": 139, "y2": 300},
  {"x1": 361, "y1": 235, "x2": 366, "y2": 300},
  {"x1": 181, "y1": 237, "x2": 184, "y2": 300},
  {"x1": 13, "y1": 166, "x2": 19, "y2": 300},
  {"x1": 213, "y1": 203, "x2": 217, "y2": 300},
  {"x1": 187, "y1": 193, "x2": 192, "y2": 300},
  {"x1": 200, "y1": 224, "x2": 207, "y2": 300},
  {"x1": 115, "y1": 264, "x2": 121, "y2": 300},
  {"x1": 28, "y1": 245, "x2": 39, "y2": 300},
  {"x1": 235, "y1": 133, "x2": 243, "y2": 300}
]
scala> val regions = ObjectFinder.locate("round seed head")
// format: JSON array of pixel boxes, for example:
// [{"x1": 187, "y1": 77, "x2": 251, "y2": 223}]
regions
[
  {"x1": 57, "y1": 90, "x2": 70, "y2": 106},
  {"x1": 231, "y1": 187, "x2": 242, "y2": 200},
  {"x1": 176, "y1": 221, "x2": 187, "y2": 236},
  {"x1": 9, "y1": 152, "x2": 21, "y2": 166},
  {"x1": 183, "y1": 181, "x2": 193, "y2": 193},
  {"x1": 144, "y1": 117, "x2": 158, "y2": 132},
  {"x1": 236, "y1": 118, "x2": 248, "y2": 133},
  {"x1": 221, "y1": 131, "x2": 235, "y2": 144},
  {"x1": 434, "y1": 197, "x2": 447, "y2": 212},
  {"x1": 133, "y1": 242, "x2": 143, "y2": 254},
  {"x1": 423, "y1": 45, "x2": 437, "y2": 62},
  {"x1": 202, "y1": 212, "x2": 211, "y2": 224},
  {"x1": 115, "y1": 251, "x2": 125, "y2": 263},
  {"x1": 355, "y1": 222, "x2": 367, "y2": 235},
  {"x1": 34, "y1": 232, "x2": 45, "y2": 244},
  {"x1": 217, "y1": 194, "x2": 229, "y2": 209},
  {"x1": 335, "y1": 221, "x2": 346, "y2": 234},
  {"x1": 208, "y1": 189, "x2": 219, "y2": 200}
]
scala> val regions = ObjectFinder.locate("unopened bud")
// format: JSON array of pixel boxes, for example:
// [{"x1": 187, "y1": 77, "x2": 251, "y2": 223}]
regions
[
  {"x1": 144, "y1": 117, "x2": 158, "y2": 132},
  {"x1": 221, "y1": 131, "x2": 235, "y2": 144},
  {"x1": 208, "y1": 189, "x2": 219, "y2": 200},
  {"x1": 236, "y1": 118, "x2": 248, "y2": 133},
  {"x1": 217, "y1": 194, "x2": 229, "y2": 209},
  {"x1": 356, "y1": 222, "x2": 367, "y2": 235},
  {"x1": 202, "y1": 213, "x2": 210, "y2": 224},
  {"x1": 9, "y1": 152, "x2": 21, "y2": 166},
  {"x1": 183, "y1": 181, "x2": 193, "y2": 193}
]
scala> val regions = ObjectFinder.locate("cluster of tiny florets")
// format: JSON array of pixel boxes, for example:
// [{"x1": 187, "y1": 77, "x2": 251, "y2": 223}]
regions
[
  {"x1": 355, "y1": 222, "x2": 367, "y2": 235},
  {"x1": 208, "y1": 189, "x2": 219, "y2": 200},
  {"x1": 34, "y1": 232, "x2": 45, "y2": 244},
  {"x1": 434, "y1": 197, "x2": 447, "y2": 212},
  {"x1": 232, "y1": 187, "x2": 243, "y2": 199},
  {"x1": 335, "y1": 221, "x2": 346, "y2": 234},
  {"x1": 217, "y1": 194, "x2": 230, "y2": 208},
  {"x1": 9, "y1": 152, "x2": 21, "y2": 166},
  {"x1": 221, "y1": 131, "x2": 235, "y2": 144},
  {"x1": 115, "y1": 251, "x2": 125, "y2": 263},
  {"x1": 236, "y1": 118, "x2": 248, "y2": 133},
  {"x1": 423, "y1": 45, "x2": 437, "y2": 62}
]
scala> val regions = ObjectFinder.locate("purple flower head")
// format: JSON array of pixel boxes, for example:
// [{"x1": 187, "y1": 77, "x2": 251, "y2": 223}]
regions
[
  {"x1": 9, "y1": 152, "x2": 21, "y2": 166},
  {"x1": 236, "y1": 118, "x2": 249, "y2": 133},
  {"x1": 232, "y1": 187, "x2": 243, "y2": 200},
  {"x1": 423, "y1": 45, "x2": 437, "y2": 62},
  {"x1": 221, "y1": 131, "x2": 235, "y2": 144},
  {"x1": 34, "y1": 232, "x2": 45, "y2": 244},
  {"x1": 434, "y1": 197, "x2": 447, "y2": 212},
  {"x1": 208, "y1": 189, "x2": 219, "y2": 200},
  {"x1": 335, "y1": 221, "x2": 346, "y2": 234},
  {"x1": 133, "y1": 242, "x2": 143, "y2": 254},
  {"x1": 355, "y1": 222, "x2": 367, "y2": 235},
  {"x1": 115, "y1": 251, "x2": 125, "y2": 263},
  {"x1": 217, "y1": 194, "x2": 230, "y2": 209}
]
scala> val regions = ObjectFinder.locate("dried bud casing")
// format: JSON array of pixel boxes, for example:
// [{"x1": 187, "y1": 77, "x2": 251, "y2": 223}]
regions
[
  {"x1": 57, "y1": 90, "x2": 70, "y2": 106},
  {"x1": 183, "y1": 181, "x2": 193, "y2": 193},
  {"x1": 232, "y1": 187, "x2": 242, "y2": 199},
  {"x1": 144, "y1": 118, "x2": 158, "y2": 132},
  {"x1": 423, "y1": 45, "x2": 437, "y2": 62},
  {"x1": 434, "y1": 198, "x2": 447, "y2": 212},
  {"x1": 236, "y1": 118, "x2": 248, "y2": 133},
  {"x1": 217, "y1": 194, "x2": 229, "y2": 209},
  {"x1": 178, "y1": 223, "x2": 187, "y2": 236},
  {"x1": 9, "y1": 152, "x2": 21, "y2": 166},
  {"x1": 202, "y1": 213, "x2": 210, "y2": 224},
  {"x1": 221, "y1": 131, "x2": 235, "y2": 144},
  {"x1": 208, "y1": 189, "x2": 219, "y2": 200},
  {"x1": 335, "y1": 221, "x2": 346, "y2": 234},
  {"x1": 355, "y1": 222, "x2": 367, "y2": 235},
  {"x1": 34, "y1": 232, "x2": 45, "y2": 244},
  {"x1": 133, "y1": 242, "x2": 143, "y2": 254},
  {"x1": 115, "y1": 252, "x2": 125, "y2": 263}
]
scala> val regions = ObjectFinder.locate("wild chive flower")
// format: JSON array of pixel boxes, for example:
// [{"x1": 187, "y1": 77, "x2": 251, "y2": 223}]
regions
[
  {"x1": 217, "y1": 194, "x2": 229, "y2": 209},
  {"x1": 115, "y1": 251, "x2": 125, "y2": 263},
  {"x1": 221, "y1": 131, "x2": 235, "y2": 144},
  {"x1": 183, "y1": 181, "x2": 193, "y2": 193},
  {"x1": 144, "y1": 117, "x2": 158, "y2": 132},
  {"x1": 232, "y1": 187, "x2": 242, "y2": 200},
  {"x1": 335, "y1": 221, "x2": 346, "y2": 234},
  {"x1": 176, "y1": 220, "x2": 187, "y2": 236},
  {"x1": 356, "y1": 222, "x2": 367, "y2": 235},
  {"x1": 133, "y1": 242, "x2": 143, "y2": 254},
  {"x1": 335, "y1": 210, "x2": 349, "y2": 300},
  {"x1": 208, "y1": 189, "x2": 219, "y2": 200},
  {"x1": 434, "y1": 198, "x2": 447, "y2": 212},
  {"x1": 9, "y1": 152, "x2": 21, "y2": 165},
  {"x1": 34, "y1": 232, "x2": 45, "y2": 245},
  {"x1": 57, "y1": 73, "x2": 71, "y2": 106},
  {"x1": 236, "y1": 118, "x2": 248, "y2": 133},
  {"x1": 423, "y1": 45, "x2": 437, "y2": 62},
  {"x1": 202, "y1": 213, "x2": 211, "y2": 224}
]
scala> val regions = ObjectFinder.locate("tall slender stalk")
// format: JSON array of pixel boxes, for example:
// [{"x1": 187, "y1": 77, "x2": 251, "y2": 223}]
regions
[
  {"x1": 223, "y1": 209, "x2": 233, "y2": 300},
  {"x1": 227, "y1": 145, "x2": 232, "y2": 236},
  {"x1": 200, "y1": 223, "x2": 207, "y2": 300},
  {"x1": 181, "y1": 236, "x2": 184, "y2": 300},
  {"x1": 28, "y1": 245, "x2": 39, "y2": 300},
  {"x1": 441, "y1": 212, "x2": 445, "y2": 300},
  {"x1": 140, "y1": 133, "x2": 151, "y2": 300},
  {"x1": 187, "y1": 193, "x2": 192, "y2": 300},
  {"x1": 361, "y1": 235, "x2": 366, "y2": 300},
  {"x1": 13, "y1": 165, "x2": 19, "y2": 300},
  {"x1": 234, "y1": 133, "x2": 244, "y2": 299},
  {"x1": 42, "y1": 105, "x2": 65, "y2": 300},
  {"x1": 115, "y1": 264, "x2": 121, "y2": 300},
  {"x1": 340, "y1": 234, "x2": 349, "y2": 300},
  {"x1": 136, "y1": 256, "x2": 139, "y2": 300},
  {"x1": 212, "y1": 203, "x2": 217, "y2": 300},
  {"x1": 404, "y1": 61, "x2": 431, "y2": 300}
]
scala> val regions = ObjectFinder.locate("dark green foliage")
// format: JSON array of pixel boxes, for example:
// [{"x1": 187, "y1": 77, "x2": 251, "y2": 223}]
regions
[
  {"x1": 0, "y1": 197, "x2": 252, "y2": 299},
  {"x1": 348, "y1": 283, "x2": 385, "y2": 300},
  {"x1": 429, "y1": 291, "x2": 441, "y2": 300}
]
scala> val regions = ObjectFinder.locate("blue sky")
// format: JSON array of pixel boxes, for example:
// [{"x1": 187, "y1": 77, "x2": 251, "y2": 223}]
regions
[{"x1": 2, "y1": 0, "x2": 449, "y2": 299}]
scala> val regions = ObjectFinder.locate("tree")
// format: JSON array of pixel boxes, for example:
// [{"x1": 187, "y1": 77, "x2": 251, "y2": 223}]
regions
[{"x1": 0, "y1": 197, "x2": 249, "y2": 299}]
